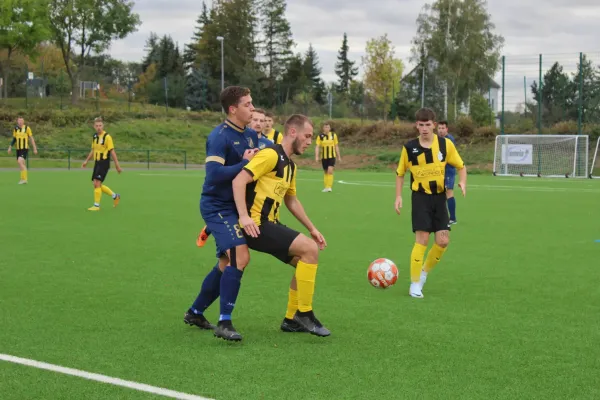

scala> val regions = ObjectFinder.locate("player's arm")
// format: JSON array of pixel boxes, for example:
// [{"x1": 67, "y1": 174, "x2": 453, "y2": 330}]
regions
[
  {"x1": 232, "y1": 148, "x2": 278, "y2": 237},
  {"x1": 104, "y1": 135, "x2": 122, "y2": 173},
  {"x1": 8, "y1": 135, "x2": 15, "y2": 153},
  {"x1": 446, "y1": 141, "x2": 467, "y2": 196},
  {"x1": 314, "y1": 136, "x2": 320, "y2": 161},
  {"x1": 28, "y1": 129, "x2": 38, "y2": 154},
  {"x1": 334, "y1": 133, "x2": 341, "y2": 161},
  {"x1": 82, "y1": 140, "x2": 94, "y2": 168},
  {"x1": 395, "y1": 147, "x2": 409, "y2": 215},
  {"x1": 284, "y1": 194, "x2": 327, "y2": 250},
  {"x1": 205, "y1": 134, "x2": 255, "y2": 185}
]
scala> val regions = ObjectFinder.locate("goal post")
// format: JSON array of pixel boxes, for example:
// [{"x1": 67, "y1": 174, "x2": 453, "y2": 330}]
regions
[
  {"x1": 493, "y1": 134, "x2": 589, "y2": 178},
  {"x1": 591, "y1": 137, "x2": 600, "y2": 179}
]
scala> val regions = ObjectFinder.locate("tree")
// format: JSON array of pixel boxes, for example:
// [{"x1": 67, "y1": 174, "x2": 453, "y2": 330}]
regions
[
  {"x1": 48, "y1": 0, "x2": 140, "y2": 103},
  {"x1": 531, "y1": 62, "x2": 576, "y2": 125},
  {"x1": 362, "y1": 34, "x2": 404, "y2": 119},
  {"x1": 574, "y1": 54, "x2": 600, "y2": 123},
  {"x1": 186, "y1": 66, "x2": 210, "y2": 110},
  {"x1": 411, "y1": 0, "x2": 504, "y2": 120},
  {"x1": 469, "y1": 93, "x2": 494, "y2": 126},
  {"x1": 261, "y1": 0, "x2": 294, "y2": 106},
  {"x1": 334, "y1": 33, "x2": 358, "y2": 93},
  {"x1": 184, "y1": 1, "x2": 210, "y2": 72},
  {"x1": 303, "y1": 44, "x2": 325, "y2": 104},
  {"x1": 0, "y1": 0, "x2": 50, "y2": 99}
]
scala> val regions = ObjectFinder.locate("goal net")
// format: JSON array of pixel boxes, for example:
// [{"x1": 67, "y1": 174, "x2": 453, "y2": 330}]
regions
[
  {"x1": 493, "y1": 135, "x2": 589, "y2": 178},
  {"x1": 591, "y1": 137, "x2": 600, "y2": 179}
]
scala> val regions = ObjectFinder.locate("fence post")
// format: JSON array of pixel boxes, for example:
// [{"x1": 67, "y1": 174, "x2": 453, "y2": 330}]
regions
[
  {"x1": 147, "y1": 150, "x2": 150, "y2": 170},
  {"x1": 184, "y1": 151, "x2": 187, "y2": 170},
  {"x1": 501, "y1": 55, "x2": 505, "y2": 134},
  {"x1": 578, "y1": 52, "x2": 583, "y2": 136},
  {"x1": 68, "y1": 149, "x2": 71, "y2": 170}
]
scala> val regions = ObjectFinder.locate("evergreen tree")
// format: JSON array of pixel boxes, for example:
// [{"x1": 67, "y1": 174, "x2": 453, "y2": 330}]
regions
[
  {"x1": 184, "y1": 2, "x2": 211, "y2": 72},
  {"x1": 303, "y1": 44, "x2": 326, "y2": 104},
  {"x1": 334, "y1": 33, "x2": 358, "y2": 93},
  {"x1": 186, "y1": 65, "x2": 210, "y2": 110}
]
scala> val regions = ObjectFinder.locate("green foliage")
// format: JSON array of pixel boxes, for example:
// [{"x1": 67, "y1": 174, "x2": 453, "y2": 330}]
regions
[
  {"x1": 185, "y1": 67, "x2": 209, "y2": 111},
  {"x1": 334, "y1": 33, "x2": 358, "y2": 93},
  {"x1": 469, "y1": 93, "x2": 494, "y2": 126}
]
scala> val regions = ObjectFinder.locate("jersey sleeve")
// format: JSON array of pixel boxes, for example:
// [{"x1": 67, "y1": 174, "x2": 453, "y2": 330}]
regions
[
  {"x1": 105, "y1": 135, "x2": 115, "y2": 151},
  {"x1": 205, "y1": 133, "x2": 227, "y2": 165},
  {"x1": 286, "y1": 169, "x2": 297, "y2": 196},
  {"x1": 334, "y1": 133, "x2": 339, "y2": 145},
  {"x1": 26, "y1": 127, "x2": 32, "y2": 137},
  {"x1": 243, "y1": 148, "x2": 278, "y2": 181},
  {"x1": 316, "y1": 135, "x2": 322, "y2": 146},
  {"x1": 396, "y1": 146, "x2": 409, "y2": 176},
  {"x1": 275, "y1": 131, "x2": 283, "y2": 144},
  {"x1": 446, "y1": 140, "x2": 465, "y2": 169}
]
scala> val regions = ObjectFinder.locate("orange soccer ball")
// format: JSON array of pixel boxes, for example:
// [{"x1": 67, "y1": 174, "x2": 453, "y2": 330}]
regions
[{"x1": 367, "y1": 258, "x2": 399, "y2": 289}]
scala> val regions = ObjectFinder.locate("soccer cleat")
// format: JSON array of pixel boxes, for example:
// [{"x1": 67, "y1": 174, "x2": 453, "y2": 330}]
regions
[
  {"x1": 214, "y1": 320, "x2": 243, "y2": 341},
  {"x1": 293, "y1": 311, "x2": 330, "y2": 337},
  {"x1": 196, "y1": 226, "x2": 210, "y2": 248},
  {"x1": 321, "y1": 188, "x2": 332, "y2": 193},
  {"x1": 183, "y1": 310, "x2": 215, "y2": 330},
  {"x1": 18, "y1": 180, "x2": 27, "y2": 185},
  {"x1": 419, "y1": 270, "x2": 428, "y2": 289},
  {"x1": 113, "y1": 194, "x2": 121, "y2": 208},
  {"x1": 280, "y1": 318, "x2": 308, "y2": 333},
  {"x1": 409, "y1": 282, "x2": 424, "y2": 298},
  {"x1": 449, "y1": 220, "x2": 457, "y2": 225},
  {"x1": 87, "y1": 206, "x2": 100, "y2": 211}
]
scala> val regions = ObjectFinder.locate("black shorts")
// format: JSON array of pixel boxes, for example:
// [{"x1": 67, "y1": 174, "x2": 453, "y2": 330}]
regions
[
  {"x1": 91, "y1": 160, "x2": 110, "y2": 182},
  {"x1": 243, "y1": 221, "x2": 301, "y2": 264},
  {"x1": 321, "y1": 158, "x2": 336, "y2": 170},
  {"x1": 411, "y1": 191, "x2": 450, "y2": 233},
  {"x1": 16, "y1": 149, "x2": 28, "y2": 160}
]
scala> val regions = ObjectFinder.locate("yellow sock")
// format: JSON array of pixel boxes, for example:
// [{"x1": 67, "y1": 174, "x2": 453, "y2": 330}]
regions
[
  {"x1": 296, "y1": 261, "x2": 318, "y2": 312},
  {"x1": 285, "y1": 288, "x2": 298, "y2": 319},
  {"x1": 23, "y1": 170, "x2": 27, "y2": 181},
  {"x1": 410, "y1": 243, "x2": 427, "y2": 283},
  {"x1": 424, "y1": 243, "x2": 447, "y2": 273},
  {"x1": 94, "y1": 188, "x2": 102, "y2": 206},
  {"x1": 101, "y1": 185, "x2": 114, "y2": 197},
  {"x1": 328, "y1": 174, "x2": 334, "y2": 188},
  {"x1": 19, "y1": 170, "x2": 24, "y2": 180},
  {"x1": 323, "y1": 173, "x2": 328, "y2": 189}
]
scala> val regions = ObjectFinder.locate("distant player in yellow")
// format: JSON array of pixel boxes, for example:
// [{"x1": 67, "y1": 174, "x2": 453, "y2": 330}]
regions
[
  {"x1": 7, "y1": 117, "x2": 38, "y2": 184},
  {"x1": 394, "y1": 108, "x2": 467, "y2": 298},
  {"x1": 263, "y1": 111, "x2": 283, "y2": 144},
  {"x1": 315, "y1": 123, "x2": 341, "y2": 192},
  {"x1": 81, "y1": 117, "x2": 122, "y2": 211}
]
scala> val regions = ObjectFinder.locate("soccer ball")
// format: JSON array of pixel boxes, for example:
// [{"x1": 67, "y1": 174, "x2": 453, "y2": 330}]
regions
[{"x1": 367, "y1": 258, "x2": 398, "y2": 289}]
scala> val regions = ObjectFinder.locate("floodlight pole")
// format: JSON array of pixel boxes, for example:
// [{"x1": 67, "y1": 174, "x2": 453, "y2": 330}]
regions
[{"x1": 217, "y1": 36, "x2": 224, "y2": 113}]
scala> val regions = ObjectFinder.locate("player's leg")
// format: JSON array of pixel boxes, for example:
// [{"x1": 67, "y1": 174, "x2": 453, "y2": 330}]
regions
[
  {"x1": 280, "y1": 257, "x2": 308, "y2": 333},
  {"x1": 185, "y1": 254, "x2": 228, "y2": 330},
  {"x1": 17, "y1": 153, "x2": 27, "y2": 183},
  {"x1": 196, "y1": 225, "x2": 211, "y2": 247},
  {"x1": 321, "y1": 159, "x2": 329, "y2": 192},
  {"x1": 100, "y1": 182, "x2": 120, "y2": 207},
  {"x1": 420, "y1": 194, "x2": 452, "y2": 293},
  {"x1": 327, "y1": 163, "x2": 335, "y2": 191},
  {"x1": 445, "y1": 173, "x2": 457, "y2": 223},
  {"x1": 88, "y1": 177, "x2": 103, "y2": 211},
  {"x1": 409, "y1": 192, "x2": 433, "y2": 298}
]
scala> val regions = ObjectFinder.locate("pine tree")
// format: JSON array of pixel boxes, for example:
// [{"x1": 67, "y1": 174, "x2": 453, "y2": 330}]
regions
[
  {"x1": 261, "y1": 0, "x2": 294, "y2": 106},
  {"x1": 141, "y1": 33, "x2": 160, "y2": 72},
  {"x1": 186, "y1": 65, "x2": 210, "y2": 110},
  {"x1": 303, "y1": 44, "x2": 326, "y2": 104},
  {"x1": 184, "y1": 1, "x2": 211, "y2": 72},
  {"x1": 334, "y1": 33, "x2": 358, "y2": 93}
]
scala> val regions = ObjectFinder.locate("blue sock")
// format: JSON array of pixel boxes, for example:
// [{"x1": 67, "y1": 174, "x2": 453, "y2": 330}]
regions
[
  {"x1": 190, "y1": 263, "x2": 222, "y2": 315},
  {"x1": 448, "y1": 197, "x2": 456, "y2": 221},
  {"x1": 219, "y1": 266, "x2": 243, "y2": 321}
]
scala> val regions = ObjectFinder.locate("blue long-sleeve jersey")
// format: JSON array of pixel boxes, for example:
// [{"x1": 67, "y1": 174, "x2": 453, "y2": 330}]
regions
[
  {"x1": 445, "y1": 133, "x2": 457, "y2": 174},
  {"x1": 200, "y1": 119, "x2": 258, "y2": 216}
]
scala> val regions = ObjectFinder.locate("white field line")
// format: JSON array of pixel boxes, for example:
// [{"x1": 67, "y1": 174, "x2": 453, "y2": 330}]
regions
[{"x1": 0, "y1": 353, "x2": 212, "y2": 400}]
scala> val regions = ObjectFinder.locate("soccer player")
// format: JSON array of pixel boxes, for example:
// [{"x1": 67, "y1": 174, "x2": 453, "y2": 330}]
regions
[
  {"x1": 437, "y1": 121, "x2": 458, "y2": 224},
  {"x1": 232, "y1": 114, "x2": 331, "y2": 337},
  {"x1": 394, "y1": 108, "x2": 467, "y2": 298},
  {"x1": 264, "y1": 111, "x2": 283, "y2": 144},
  {"x1": 7, "y1": 117, "x2": 38, "y2": 184},
  {"x1": 315, "y1": 123, "x2": 341, "y2": 192},
  {"x1": 185, "y1": 86, "x2": 258, "y2": 341},
  {"x1": 81, "y1": 117, "x2": 122, "y2": 211},
  {"x1": 195, "y1": 108, "x2": 271, "y2": 248}
]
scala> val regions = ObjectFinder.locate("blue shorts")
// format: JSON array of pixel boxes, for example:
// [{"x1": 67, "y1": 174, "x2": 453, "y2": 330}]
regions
[
  {"x1": 203, "y1": 212, "x2": 246, "y2": 258},
  {"x1": 444, "y1": 171, "x2": 456, "y2": 190}
]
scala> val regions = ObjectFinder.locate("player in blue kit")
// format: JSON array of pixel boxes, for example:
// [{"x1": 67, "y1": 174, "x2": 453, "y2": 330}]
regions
[
  {"x1": 437, "y1": 121, "x2": 458, "y2": 224},
  {"x1": 184, "y1": 86, "x2": 258, "y2": 341}
]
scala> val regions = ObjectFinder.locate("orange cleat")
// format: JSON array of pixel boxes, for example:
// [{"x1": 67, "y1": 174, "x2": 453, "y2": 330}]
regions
[{"x1": 196, "y1": 225, "x2": 210, "y2": 247}]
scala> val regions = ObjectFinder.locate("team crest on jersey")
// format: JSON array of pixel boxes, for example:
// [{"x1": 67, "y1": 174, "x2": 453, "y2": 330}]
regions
[
  {"x1": 437, "y1": 151, "x2": 444, "y2": 161},
  {"x1": 258, "y1": 142, "x2": 266, "y2": 149},
  {"x1": 247, "y1": 137, "x2": 255, "y2": 148}
]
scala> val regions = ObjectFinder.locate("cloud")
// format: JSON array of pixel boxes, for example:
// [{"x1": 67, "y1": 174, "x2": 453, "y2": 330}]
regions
[{"x1": 109, "y1": 0, "x2": 600, "y2": 111}]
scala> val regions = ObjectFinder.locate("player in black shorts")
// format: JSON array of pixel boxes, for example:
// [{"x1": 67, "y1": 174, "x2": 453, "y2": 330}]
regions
[
  {"x1": 394, "y1": 108, "x2": 467, "y2": 299},
  {"x1": 7, "y1": 117, "x2": 38, "y2": 184},
  {"x1": 315, "y1": 123, "x2": 341, "y2": 192},
  {"x1": 232, "y1": 114, "x2": 331, "y2": 337}
]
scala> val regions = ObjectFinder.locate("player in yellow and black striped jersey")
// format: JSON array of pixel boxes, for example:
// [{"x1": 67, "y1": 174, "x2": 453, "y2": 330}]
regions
[
  {"x1": 315, "y1": 123, "x2": 341, "y2": 192},
  {"x1": 82, "y1": 117, "x2": 123, "y2": 211},
  {"x1": 7, "y1": 117, "x2": 38, "y2": 184},
  {"x1": 395, "y1": 108, "x2": 467, "y2": 299},
  {"x1": 263, "y1": 111, "x2": 283, "y2": 144},
  {"x1": 232, "y1": 114, "x2": 331, "y2": 337}
]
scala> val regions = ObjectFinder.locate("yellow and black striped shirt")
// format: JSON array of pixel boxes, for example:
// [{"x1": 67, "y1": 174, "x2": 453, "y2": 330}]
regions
[
  {"x1": 396, "y1": 135, "x2": 464, "y2": 195},
  {"x1": 13, "y1": 126, "x2": 32, "y2": 150},
  {"x1": 243, "y1": 145, "x2": 297, "y2": 226},
  {"x1": 92, "y1": 131, "x2": 115, "y2": 161},
  {"x1": 265, "y1": 128, "x2": 283, "y2": 144},
  {"x1": 316, "y1": 132, "x2": 338, "y2": 159}
]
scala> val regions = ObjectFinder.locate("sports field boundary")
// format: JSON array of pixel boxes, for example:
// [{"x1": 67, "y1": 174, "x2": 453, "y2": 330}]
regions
[{"x1": 0, "y1": 353, "x2": 213, "y2": 400}]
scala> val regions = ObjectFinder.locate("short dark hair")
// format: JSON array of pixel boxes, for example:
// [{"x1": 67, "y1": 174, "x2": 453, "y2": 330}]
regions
[
  {"x1": 284, "y1": 114, "x2": 313, "y2": 134},
  {"x1": 438, "y1": 120, "x2": 448, "y2": 127},
  {"x1": 264, "y1": 111, "x2": 274, "y2": 118},
  {"x1": 415, "y1": 108, "x2": 436, "y2": 122},
  {"x1": 220, "y1": 86, "x2": 251, "y2": 113},
  {"x1": 253, "y1": 108, "x2": 266, "y2": 115}
]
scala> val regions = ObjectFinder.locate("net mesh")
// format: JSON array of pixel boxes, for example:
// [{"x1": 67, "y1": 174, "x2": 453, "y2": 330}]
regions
[
  {"x1": 493, "y1": 135, "x2": 589, "y2": 177},
  {"x1": 591, "y1": 138, "x2": 600, "y2": 178}
]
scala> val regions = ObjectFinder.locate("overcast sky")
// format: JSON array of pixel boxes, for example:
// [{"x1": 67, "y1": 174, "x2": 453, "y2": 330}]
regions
[{"x1": 109, "y1": 0, "x2": 600, "y2": 111}]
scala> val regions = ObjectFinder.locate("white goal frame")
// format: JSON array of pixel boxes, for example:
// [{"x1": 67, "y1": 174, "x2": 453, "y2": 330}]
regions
[
  {"x1": 591, "y1": 137, "x2": 600, "y2": 179},
  {"x1": 493, "y1": 134, "x2": 589, "y2": 178}
]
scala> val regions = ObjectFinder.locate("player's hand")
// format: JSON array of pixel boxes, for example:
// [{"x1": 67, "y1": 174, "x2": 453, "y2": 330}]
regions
[
  {"x1": 338, "y1": 157, "x2": 342, "y2": 163},
  {"x1": 81, "y1": 161, "x2": 87, "y2": 168},
  {"x1": 458, "y1": 182, "x2": 466, "y2": 197},
  {"x1": 240, "y1": 215, "x2": 259, "y2": 238},
  {"x1": 33, "y1": 149, "x2": 38, "y2": 155},
  {"x1": 7, "y1": 148, "x2": 11, "y2": 154},
  {"x1": 310, "y1": 229, "x2": 327, "y2": 250},
  {"x1": 243, "y1": 149, "x2": 258, "y2": 161},
  {"x1": 394, "y1": 196, "x2": 402, "y2": 215}
]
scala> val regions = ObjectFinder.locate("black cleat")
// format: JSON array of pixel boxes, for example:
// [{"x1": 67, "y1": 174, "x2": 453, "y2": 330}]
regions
[
  {"x1": 214, "y1": 320, "x2": 243, "y2": 341},
  {"x1": 280, "y1": 318, "x2": 308, "y2": 333},
  {"x1": 293, "y1": 311, "x2": 331, "y2": 337},
  {"x1": 184, "y1": 310, "x2": 215, "y2": 330}
]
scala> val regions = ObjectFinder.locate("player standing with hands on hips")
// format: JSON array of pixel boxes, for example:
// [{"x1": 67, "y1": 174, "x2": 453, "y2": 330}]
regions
[{"x1": 394, "y1": 108, "x2": 467, "y2": 298}]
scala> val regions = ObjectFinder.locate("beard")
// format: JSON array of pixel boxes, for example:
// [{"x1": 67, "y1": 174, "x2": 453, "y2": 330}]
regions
[{"x1": 292, "y1": 139, "x2": 303, "y2": 155}]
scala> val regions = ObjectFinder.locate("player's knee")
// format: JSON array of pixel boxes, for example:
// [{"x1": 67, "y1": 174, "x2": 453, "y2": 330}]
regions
[
  {"x1": 436, "y1": 236, "x2": 450, "y2": 248},
  {"x1": 299, "y1": 236, "x2": 319, "y2": 263},
  {"x1": 234, "y1": 249, "x2": 250, "y2": 270}
]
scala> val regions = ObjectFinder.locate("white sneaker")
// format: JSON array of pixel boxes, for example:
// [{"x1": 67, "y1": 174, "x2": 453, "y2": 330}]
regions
[
  {"x1": 419, "y1": 270, "x2": 428, "y2": 289},
  {"x1": 409, "y1": 282, "x2": 423, "y2": 298},
  {"x1": 322, "y1": 188, "x2": 332, "y2": 192},
  {"x1": 18, "y1": 180, "x2": 27, "y2": 185}
]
